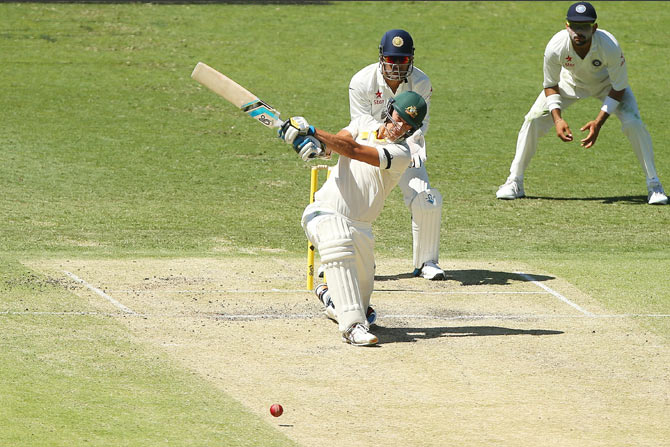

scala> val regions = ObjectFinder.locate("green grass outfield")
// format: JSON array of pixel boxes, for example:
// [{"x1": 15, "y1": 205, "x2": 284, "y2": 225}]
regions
[{"x1": 1, "y1": 2, "x2": 669, "y2": 445}]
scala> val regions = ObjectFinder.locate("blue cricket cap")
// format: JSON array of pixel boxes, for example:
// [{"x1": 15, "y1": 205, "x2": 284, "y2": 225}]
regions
[
  {"x1": 379, "y1": 29, "x2": 414, "y2": 57},
  {"x1": 566, "y1": 2, "x2": 597, "y2": 22}
]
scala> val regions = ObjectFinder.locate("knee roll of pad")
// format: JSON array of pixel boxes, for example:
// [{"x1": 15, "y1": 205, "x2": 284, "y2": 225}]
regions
[{"x1": 318, "y1": 238, "x2": 355, "y2": 263}]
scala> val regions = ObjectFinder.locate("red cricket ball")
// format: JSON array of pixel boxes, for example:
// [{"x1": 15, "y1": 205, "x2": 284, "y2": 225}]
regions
[{"x1": 270, "y1": 403, "x2": 283, "y2": 417}]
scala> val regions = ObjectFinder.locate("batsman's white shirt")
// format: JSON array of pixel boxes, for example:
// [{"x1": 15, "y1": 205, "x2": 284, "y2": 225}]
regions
[
  {"x1": 312, "y1": 116, "x2": 411, "y2": 223},
  {"x1": 543, "y1": 29, "x2": 629, "y2": 98}
]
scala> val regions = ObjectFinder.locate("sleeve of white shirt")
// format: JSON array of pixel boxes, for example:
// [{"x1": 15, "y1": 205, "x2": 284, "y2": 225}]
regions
[
  {"x1": 349, "y1": 70, "x2": 372, "y2": 120},
  {"x1": 600, "y1": 31, "x2": 629, "y2": 91},
  {"x1": 378, "y1": 142, "x2": 411, "y2": 173},
  {"x1": 542, "y1": 32, "x2": 563, "y2": 88},
  {"x1": 343, "y1": 117, "x2": 361, "y2": 140},
  {"x1": 410, "y1": 68, "x2": 433, "y2": 136}
]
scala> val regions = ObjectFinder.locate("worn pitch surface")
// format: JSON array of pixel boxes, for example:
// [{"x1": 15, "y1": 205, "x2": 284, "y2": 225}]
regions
[{"x1": 28, "y1": 258, "x2": 670, "y2": 447}]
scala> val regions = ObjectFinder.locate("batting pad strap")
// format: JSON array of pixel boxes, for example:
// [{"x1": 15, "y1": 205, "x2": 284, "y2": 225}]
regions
[
  {"x1": 600, "y1": 96, "x2": 620, "y2": 115},
  {"x1": 546, "y1": 94, "x2": 562, "y2": 112}
]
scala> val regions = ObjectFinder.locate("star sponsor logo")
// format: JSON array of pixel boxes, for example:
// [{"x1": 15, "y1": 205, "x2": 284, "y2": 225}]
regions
[{"x1": 374, "y1": 90, "x2": 384, "y2": 105}]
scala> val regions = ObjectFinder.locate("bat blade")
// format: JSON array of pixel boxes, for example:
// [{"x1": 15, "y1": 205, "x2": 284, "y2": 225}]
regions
[{"x1": 191, "y1": 62, "x2": 282, "y2": 128}]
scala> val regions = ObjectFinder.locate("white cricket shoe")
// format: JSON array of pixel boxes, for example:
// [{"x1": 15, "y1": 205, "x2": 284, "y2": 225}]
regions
[
  {"x1": 496, "y1": 178, "x2": 525, "y2": 199},
  {"x1": 315, "y1": 283, "x2": 376, "y2": 326},
  {"x1": 647, "y1": 180, "x2": 668, "y2": 205},
  {"x1": 413, "y1": 261, "x2": 446, "y2": 280},
  {"x1": 342, "y1": 323, "x2": 378, "y2": 346}
]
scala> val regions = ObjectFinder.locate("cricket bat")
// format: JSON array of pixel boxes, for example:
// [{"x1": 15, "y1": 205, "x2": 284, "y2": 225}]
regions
[{"x1": 191, "y1": 62, "x2": 283, "y2": 128}]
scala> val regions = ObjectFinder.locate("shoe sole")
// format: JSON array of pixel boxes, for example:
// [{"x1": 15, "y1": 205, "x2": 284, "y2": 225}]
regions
[
  {"x1": 341, "y1": 336, "x2": 378, "y2": 346},
  {"x1": 496, "y1": 193, "x2": 525, "y2": 200}
]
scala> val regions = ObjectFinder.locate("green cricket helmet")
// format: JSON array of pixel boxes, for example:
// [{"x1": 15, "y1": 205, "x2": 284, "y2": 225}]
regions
[{"x1": 386, "y1": 91, "x2": 427, "y2": 134}]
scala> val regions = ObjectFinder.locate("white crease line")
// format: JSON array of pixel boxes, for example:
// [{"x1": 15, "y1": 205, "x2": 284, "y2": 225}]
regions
[
  {"x1": 107, "y1": 289, "x2": 310, "y2": 294},
  {"x1": 2, "y1": 311, "x2": 670, "y2": 320},
  {"x1": 1, "y1": 311, "x2": 125, "y2": 317},
  {"x1": 516, "y1": 272, "x2": 594, "y2": 316},
  {"x1": 64, "y1": 271, "x2": 137, "y2": 315},
  {"x1": 209, "y1": 313, "x2": 315, "y2": 320},
  {"x1": 107, "y1": 289, "x2": 549, "y2": 295}
]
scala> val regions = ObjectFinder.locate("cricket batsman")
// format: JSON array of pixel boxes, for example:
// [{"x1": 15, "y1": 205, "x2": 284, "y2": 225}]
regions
[
  {"x1": 496, "y1": 2, "x2": 667, "y2": 205},
  {"x1": 279, "y1": 91, "x2": 428, "y2": 346}
]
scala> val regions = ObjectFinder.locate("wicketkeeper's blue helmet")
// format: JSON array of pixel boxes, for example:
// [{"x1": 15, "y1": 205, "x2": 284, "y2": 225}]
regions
[{"x1": 379, "y1": 29, "x2": 415, "y2": 82}]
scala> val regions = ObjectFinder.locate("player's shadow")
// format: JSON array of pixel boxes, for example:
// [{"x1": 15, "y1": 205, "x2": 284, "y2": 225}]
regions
[
  {"x1": 524, "y1": 194, "x2": 646, "y2": 204},
  {"x1": 374, "y1": 325, "x2": 563, "y2": 345},
  {"x1": 375, "y1": 270, "x2": 554, "y2": 286}
]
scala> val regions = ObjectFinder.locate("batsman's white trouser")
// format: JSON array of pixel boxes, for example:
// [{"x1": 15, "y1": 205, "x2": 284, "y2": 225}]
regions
[
  {"x1": 302, "y1": 203, "x2": 374, "y2": 332},
  {"x1": 508, "y1": 87, "x2": 660, "y2": 183},
  {"x1": 398, "y1": 164, "x2": 443, "y2": 269}
]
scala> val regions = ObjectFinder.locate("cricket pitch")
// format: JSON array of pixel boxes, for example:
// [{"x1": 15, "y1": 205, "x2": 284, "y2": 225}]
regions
[{"x1": 26, "y1": 257, "x2": 670, "y2": 447}]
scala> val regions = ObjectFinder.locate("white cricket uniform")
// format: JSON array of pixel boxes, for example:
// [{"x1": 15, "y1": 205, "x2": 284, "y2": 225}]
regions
[
  {"x1": 349, "y1": 63, "x2": 442, "y2": 270},
  {"x1": 507, "y1": 29, "x2": 661, "y2": 186},
  {"x1": 301, "y1": 116, "x2": 411, "y2": 331}
]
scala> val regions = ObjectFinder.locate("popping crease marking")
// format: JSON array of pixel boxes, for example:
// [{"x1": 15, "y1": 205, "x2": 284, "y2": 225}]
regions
[
  {"x1": 64, "y1": 271, "x2": 137, "y2": 315},
  {"x1": 105, "y1": 289, "x2": 550, "y2": 295},
  {"x1": 516, "y1": 272, "x2": 594, "y2": 316},
  {"x1": 3, "y1": 310, "x2": 670, "y2": 320}
]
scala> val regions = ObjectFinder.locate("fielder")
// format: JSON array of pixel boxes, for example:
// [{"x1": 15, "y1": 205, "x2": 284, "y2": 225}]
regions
[
  {"x1": 347, "y1": 29, "x2": 445, "y2": 280},
  {"x1": 279, "y1": 91, "x2": 427, "y2": 346},
  {"x1": 496, "y1": 2, "x2": 667, "y2": 205}
]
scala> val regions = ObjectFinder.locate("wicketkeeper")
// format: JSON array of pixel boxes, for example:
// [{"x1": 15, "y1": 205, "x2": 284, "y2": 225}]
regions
[
  {"x1": 346, "y1": 29, "x2": 445, "y2": 280},
  {"x1": 279, "y1": 91, "x2": 428, "y2": 346}
]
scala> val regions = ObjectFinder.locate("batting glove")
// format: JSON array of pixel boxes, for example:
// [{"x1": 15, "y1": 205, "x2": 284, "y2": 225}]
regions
[
  {"x1": 294, "y1": 135, "x2": 326, "y2": 161},
  {"x1": 278, "y1": 116, "x2": 315, "y2": 145}
]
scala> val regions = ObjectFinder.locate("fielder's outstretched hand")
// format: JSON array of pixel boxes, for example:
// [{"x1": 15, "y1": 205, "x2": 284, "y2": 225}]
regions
[
  {"x1": 294, "y1": 135, "x2": 327, "y2": 161},
  {"x1": 278, "y1": 116, "x2": 315, "y2": 144},
  {"x1": 554, "y1": 118, "x2": 573, "y2": 142},
  {"x1": 579, "y1": 120, "x2": 601, "y2": 148}
]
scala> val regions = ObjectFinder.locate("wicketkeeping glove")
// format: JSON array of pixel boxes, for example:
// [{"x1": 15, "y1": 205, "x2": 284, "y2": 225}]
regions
[
  {"x1": 278, "y1": 116, "x2": 315, "y2": 145},
  {"x1": 294, "y1": 135, "x2": 327, "y2": 161},
  {"x1": 408, "y1": 132, "x2": 426, "y2": 168}
]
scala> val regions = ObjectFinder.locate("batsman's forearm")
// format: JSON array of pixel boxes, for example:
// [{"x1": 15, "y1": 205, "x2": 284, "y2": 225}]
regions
[
  {"x1": 314, "y1": 129, "x2": 380, "y2": 166},
  {"x1": 314, "y1": 129, "x2": 355, "y2": 156}
]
